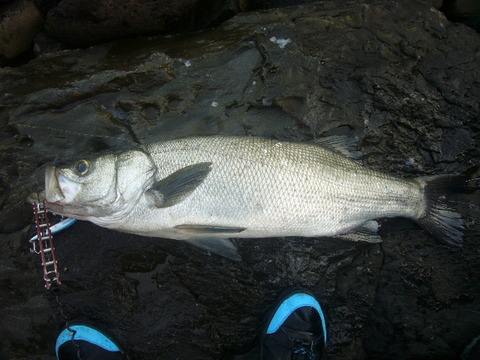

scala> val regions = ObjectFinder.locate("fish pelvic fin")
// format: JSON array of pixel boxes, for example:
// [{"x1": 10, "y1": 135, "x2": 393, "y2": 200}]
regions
[
  {"x1": 417, "y1": 175, "x2": 465, "y2": 247},
  {"x1": 174, "y1": 225, "x2": 245, "y2": 260},
  {"x1": 174, "y1": 224, "x2": 246, "y2": 234},
  {"x1": 184, "y1": 238, "x2": 242, "y2": 261}
]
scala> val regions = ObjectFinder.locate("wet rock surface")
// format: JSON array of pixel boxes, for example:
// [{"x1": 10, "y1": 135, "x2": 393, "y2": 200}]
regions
[
  {"x1": 0, "y1": 0, "x2": 479, "y2": 359},
  {"x1": 43, "y1": 0, "x2": 244, "y2": 47},
  {"x1": 2, "y1": 0, "x2": 478, "y2": 66}
]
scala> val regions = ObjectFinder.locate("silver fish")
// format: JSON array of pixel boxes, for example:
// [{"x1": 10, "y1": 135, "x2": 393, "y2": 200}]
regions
[{"x1": 30, "y1": 136, "x2": 463, "y2": 260}]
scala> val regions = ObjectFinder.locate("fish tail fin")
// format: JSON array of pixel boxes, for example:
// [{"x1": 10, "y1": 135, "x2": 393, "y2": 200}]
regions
[{"x1": 417, "y1": 175, "x2": 465, "y2": 247}]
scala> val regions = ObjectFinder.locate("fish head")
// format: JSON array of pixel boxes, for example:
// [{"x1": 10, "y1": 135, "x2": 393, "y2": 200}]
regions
[{"x1": 40, "y1": 149, "x2": 157, "y2": 221}]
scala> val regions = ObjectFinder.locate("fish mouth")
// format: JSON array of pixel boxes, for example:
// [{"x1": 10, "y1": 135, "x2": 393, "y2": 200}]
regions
[
  {"x1": 45, "y1": 166, "x2": 81, "y2": 204},
  {"x1": 27, "y1": 190, "x2": 46, "y2": 204}
]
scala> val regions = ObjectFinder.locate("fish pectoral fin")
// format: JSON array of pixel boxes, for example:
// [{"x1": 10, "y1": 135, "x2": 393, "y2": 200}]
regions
[
  {"x1": 174, "y1": 224, "x2": 246, "y2": 234},
  {"x1": 148, "y1": 162, "x2": 212, "y2": 208},
  {"x1": 313, "y1": 135, "x2": 362, "y2": 160},
  {"x1": 146, "y1": 188, "x2": 164, "y2": 207},
  {"x1": 184, "y1": 237, "x2": 242, "y2": 261},
  {"x1": 334, "y1": 220, "x2": 382, "y2": 243}
]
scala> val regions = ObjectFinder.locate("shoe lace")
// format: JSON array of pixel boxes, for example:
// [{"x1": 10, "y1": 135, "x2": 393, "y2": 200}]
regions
[{"x1": 291, "y1": 335, "x2": 316, "y2": 360}]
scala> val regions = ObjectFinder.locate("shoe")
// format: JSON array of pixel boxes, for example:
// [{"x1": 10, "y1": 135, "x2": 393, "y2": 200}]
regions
[
  {"x1": 56, "y1": 324, "x2": 126, "y2": 360},
  {"x1": 462, "y1": 334, "x2": 480, "y2": 360},
  {"x1": 260, "y1": 288, "x2": 327, "y2": 360}
]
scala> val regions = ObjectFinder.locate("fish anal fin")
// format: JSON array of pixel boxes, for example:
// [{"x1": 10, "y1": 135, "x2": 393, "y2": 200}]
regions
[
  {"x1": 334, "y1": 220, "x2": 382, "y2": 243},
  {"x1": 184, "y1": 238, "x2": 242, "y2": 261},
  {"x1": 148, "y1": 162, "x2": 212, "y2": 208}
]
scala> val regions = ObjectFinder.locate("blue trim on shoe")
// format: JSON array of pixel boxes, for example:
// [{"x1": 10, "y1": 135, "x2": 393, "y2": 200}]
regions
[
  {"x1": 266, "y1": 292, "x2": 327, "y2": 344},
  {"x1": 56, "y1": 325, "x2": 120, "y2": 357}
]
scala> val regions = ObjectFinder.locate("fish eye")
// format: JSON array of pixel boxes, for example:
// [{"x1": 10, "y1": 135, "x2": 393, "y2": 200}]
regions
[{"x1": 75, "y1": 160, "x2": 91, "y2": 176}]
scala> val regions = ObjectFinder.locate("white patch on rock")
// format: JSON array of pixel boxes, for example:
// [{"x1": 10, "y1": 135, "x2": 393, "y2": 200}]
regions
[
  {"x1": 405, "y1": 158, "x2": 415, "y2": 166},
  {"x1": 269, "y1": 36, "x2": 292, "y2": 49}
]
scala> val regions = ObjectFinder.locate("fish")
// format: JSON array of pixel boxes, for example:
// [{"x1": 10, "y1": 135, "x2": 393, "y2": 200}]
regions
[{"x1": 28, "y1": 136, "x2": 464, "y2": 260}]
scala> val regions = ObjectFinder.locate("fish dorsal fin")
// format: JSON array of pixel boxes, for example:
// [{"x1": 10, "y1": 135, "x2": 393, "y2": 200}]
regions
[
  {"x1": 184, "y1": 238, "x2": 242, "y2": 261},
  {"x1": 147, "y1": 162, "x2": 212, "y2": 208},
  {"x1": 313, "y1": 135, "x2": 362, "y2": 160}
]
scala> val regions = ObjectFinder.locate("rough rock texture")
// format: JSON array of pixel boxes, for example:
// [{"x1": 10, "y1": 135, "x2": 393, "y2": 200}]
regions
[
  {"x1": 0, "y1": 0, "x2": 479, "y2": 359},
  {"x1": 44, "y1": 0, "x2": 244, "y2": 47},
  {"x1": 0, "y1": 0, "x2": 43, "y2": 59}
]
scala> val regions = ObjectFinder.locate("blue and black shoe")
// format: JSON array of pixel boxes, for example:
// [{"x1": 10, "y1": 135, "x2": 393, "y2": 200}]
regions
[
  {"x1": 56, "y1": 324, "x2": 126, "y2": 360},
  {"x1": 260, "y1": 288, "x2": 327, "y2": 360}
]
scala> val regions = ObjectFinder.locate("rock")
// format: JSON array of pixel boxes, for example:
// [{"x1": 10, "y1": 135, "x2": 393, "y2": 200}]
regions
[
  {"x1": 245, "y1": 0, "x2": 444, "y2": 11},
  {"x1": 44, "y1": 0, "x2": 244, "y2": 47},
  {"x1": 452, "y1": 0, "x2": 480, "y2": 31},
  {"x1": 33, "y1": 31, "x2": 65, "y2": 56},
  {"x1": 33, "y1": 0, "x2": 60, "y2": 15},
  {"x1": 452, "y1": 0, "x2": 480, "y2": 17},
  {"x1": 0, "y1": 1, "x2": 479, "y2": 359},
  {"x1": 247, "y1": 0, "x2": 320, "y2": 10},
  {"x1": 429, "y1": 0, "x2": 444, "y2": 9},
  {"x1": 441, "y1": 0, "x2": 480, "y2": 31},
  {"x1": 0, "y1": 0, "x2": 43, "y2": 60},
  {"x1": 463, "y1": 14, "x2": 480, "y2": 31}
]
